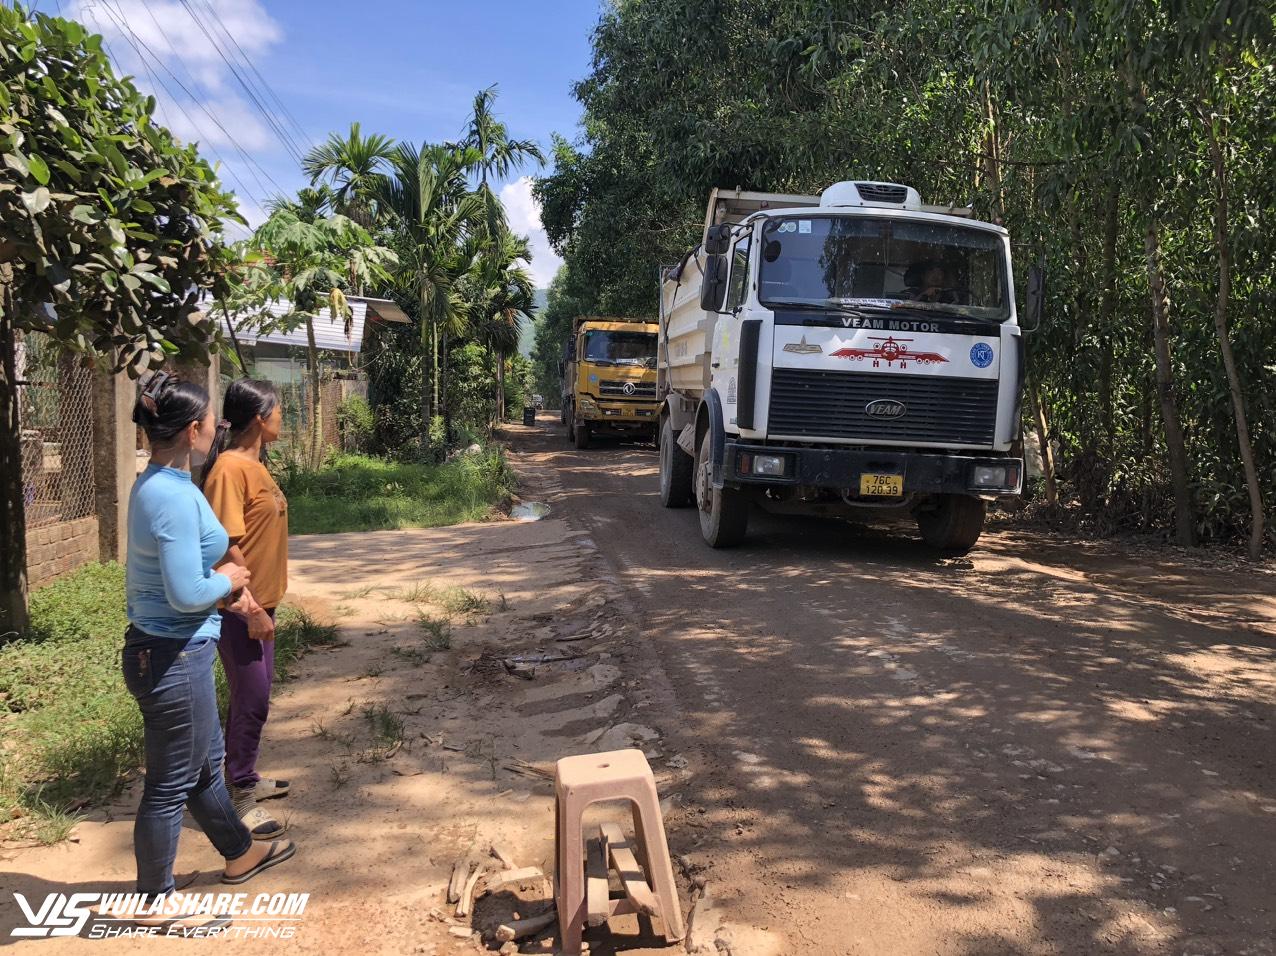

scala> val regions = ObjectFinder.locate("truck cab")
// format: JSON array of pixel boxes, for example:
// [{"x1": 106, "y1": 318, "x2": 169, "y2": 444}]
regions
[
  {"x1": 563, "y1": 317, "x2": 661, "y2": 449},
  {"x1": 659, "y1": 181, "x2": 1026, "y2": 553}
]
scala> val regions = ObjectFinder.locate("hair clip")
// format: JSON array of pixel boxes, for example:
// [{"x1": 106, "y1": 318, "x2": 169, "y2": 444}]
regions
[{"x1": 141, "y1": 371, "x2": 174, "y2": 402}]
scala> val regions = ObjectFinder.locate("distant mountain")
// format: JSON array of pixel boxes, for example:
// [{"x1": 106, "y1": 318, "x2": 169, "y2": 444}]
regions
[{"x1": 518, "y1": 288, "x2": 548, "y2": 357}]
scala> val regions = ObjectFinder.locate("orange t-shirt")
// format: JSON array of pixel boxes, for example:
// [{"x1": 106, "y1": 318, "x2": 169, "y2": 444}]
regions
[{"x1": 203, "y1": 452, "x2": 289, "y2": 609}]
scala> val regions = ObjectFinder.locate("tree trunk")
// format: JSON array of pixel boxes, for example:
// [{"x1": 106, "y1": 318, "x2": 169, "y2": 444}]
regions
[
  {"x1": 1144, "y1": 221, "x2": 1195, "y2": 546},
  {"x1": 0, "y1": 275, "x2": 29, "y2": 640},
  {"x1": 305, "y1": 316, "x2": 321, "y2": 468},
  {"x1": 441, "y1": 332, "x2": 452, "y2": 444},
  {"x1": 1029, "y1": 378, "x2": 1058, "y2": 507},
  {"x1": 1098, "y1": 186, "x2": 1119, "y2": 451},
  {"x1": 431, "y1": 320, "x2": 440, "y2": 425},
  {"x1": 1206, "y1": 113, "x2": 1264, "y2": 560},
  {"x1": 496, "y1": 349, "x2": 505, "y2": 424}
]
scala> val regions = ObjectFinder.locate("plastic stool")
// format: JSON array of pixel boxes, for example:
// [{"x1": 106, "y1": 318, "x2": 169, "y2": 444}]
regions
[{"x1": 555, "y1": 749, "x2": 685, "y2": 954}]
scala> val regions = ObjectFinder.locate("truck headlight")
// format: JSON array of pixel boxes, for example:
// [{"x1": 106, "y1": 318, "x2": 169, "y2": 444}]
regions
[
  {"x1": 739, "y1": 453, "x2": 789, "y2": 477},
  {"x1": 970, "y1": 462, "x2": 1021, "y2": 491},
  {"x1": 578, "y1": 397, "x2": 599, "y2": 413}
]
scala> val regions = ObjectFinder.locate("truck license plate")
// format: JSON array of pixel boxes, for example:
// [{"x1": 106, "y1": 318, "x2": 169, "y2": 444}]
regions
[{"x1": 859, "y1": 473, "x2": 903, "y2": 497}]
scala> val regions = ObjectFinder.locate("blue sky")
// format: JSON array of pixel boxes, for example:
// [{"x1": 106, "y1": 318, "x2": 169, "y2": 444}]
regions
[{"x1": 59, "y1": 0, "x2": 603, "y2": 286}]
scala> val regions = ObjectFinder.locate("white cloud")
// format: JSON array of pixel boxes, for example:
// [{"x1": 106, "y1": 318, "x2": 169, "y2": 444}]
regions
[
  {"x1": 500, "y1": 176, "x2": 562, "y2": 289},
  {"x1": 66, "y1": 0, "x2": 291, "y2": 207}
]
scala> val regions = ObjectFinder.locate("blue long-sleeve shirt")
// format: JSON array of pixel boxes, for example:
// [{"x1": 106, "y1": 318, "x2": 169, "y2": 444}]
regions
[{"x1": 126, "y1": 464, "x2": 233, "y2": 641}]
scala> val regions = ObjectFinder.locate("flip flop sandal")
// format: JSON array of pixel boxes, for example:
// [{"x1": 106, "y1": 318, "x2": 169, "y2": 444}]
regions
[
  {"x1": 221, "y1": 839, "x2": 297, "y2": 885},
  {"x1": 254, "y1": 778, "x2": 290, "y2": 801},
  {"x1": 241, "y1": 805, "x2": 287, "y2": 840}
]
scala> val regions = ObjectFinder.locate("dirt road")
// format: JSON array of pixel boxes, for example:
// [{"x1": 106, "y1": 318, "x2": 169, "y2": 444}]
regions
[
  {"x1": 509, "y1": 413, "x2": 1276, "y2": 955},
  {"x1": 4, "y1": 415, "x2": 1274, "y2": 956}
]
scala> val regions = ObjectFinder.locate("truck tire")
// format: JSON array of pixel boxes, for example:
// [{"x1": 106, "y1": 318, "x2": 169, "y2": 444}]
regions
[
  {"x1": 659, "y1": 418, "x2": 694, "y2": 508},
  {"x1": 917, "y1": 494, "x2": 986, "y2": 555},
  {"x1": 695, "y1": 430, "x2": 748, "y2": 547},
  {"x1": 573, "y1": 418, "x2": 591, "y2": 449}
]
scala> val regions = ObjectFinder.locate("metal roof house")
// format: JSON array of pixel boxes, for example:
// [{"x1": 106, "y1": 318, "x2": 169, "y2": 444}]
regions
[{"x1": 218, "y1": 295, "x2": 410, "y2": 384}]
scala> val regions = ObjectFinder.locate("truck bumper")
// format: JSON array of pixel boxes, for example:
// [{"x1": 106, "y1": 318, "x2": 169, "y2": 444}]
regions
[
  {"x1": 722, "y1": 441, "x2": 1023, "y2": 497},
  {"x1": 582, "y1": 402, "x2": 659, "y2": 433}
]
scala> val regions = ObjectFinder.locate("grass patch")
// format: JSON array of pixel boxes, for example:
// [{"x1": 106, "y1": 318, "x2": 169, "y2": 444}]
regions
[
  {"x1": 281, "y1": 449, "x2": 515, "y2": 535},
  {"x1": 417, "y1": 614, "x2": 453, "y2": 650},
  {"x1": 0, "y1": 563, "x2": 338, "y2": 842}
]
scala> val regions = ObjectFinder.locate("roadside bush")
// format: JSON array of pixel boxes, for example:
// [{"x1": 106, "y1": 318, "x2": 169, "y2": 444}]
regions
[
  {"x1": 337, "y1": 395, "x2": 374, "y2": 453},
  {"x1": 281, "y1": 448, "x2": 515, "y2": 535}
]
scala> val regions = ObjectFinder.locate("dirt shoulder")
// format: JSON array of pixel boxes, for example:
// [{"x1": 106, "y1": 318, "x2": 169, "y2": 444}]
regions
[{"x1": 0, "y1": 437, "x2": 687, "y2": 954}]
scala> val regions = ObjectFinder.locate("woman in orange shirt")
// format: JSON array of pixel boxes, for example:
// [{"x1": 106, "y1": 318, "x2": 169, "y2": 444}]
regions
[{"x1": 200, "y1": 379, "x2": 289, "y2": 840}]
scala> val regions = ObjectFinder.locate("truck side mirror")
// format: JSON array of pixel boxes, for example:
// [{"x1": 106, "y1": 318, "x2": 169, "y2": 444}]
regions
[
  {"x1": 1024, "y1": 263, "x2": 1045, "y2": 332},
  {"x1": 699, "y1": 254, "x2": 729, "y2": 312},
  {"x1": 704, "y1": 224, "x2": 732, "y2": 256},
  {"x1": 567, "y1": 341, "x2": 576, "y2": 360}
]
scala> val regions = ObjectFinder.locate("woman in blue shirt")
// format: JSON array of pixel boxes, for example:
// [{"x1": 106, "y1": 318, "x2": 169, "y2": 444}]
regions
[{"x1": 124, "y1": 372, "x2": 295, "y2": 923}]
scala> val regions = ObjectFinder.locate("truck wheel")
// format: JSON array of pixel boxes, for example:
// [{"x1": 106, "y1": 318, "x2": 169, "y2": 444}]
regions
[
  {"x1": 659, "y1": 418, "x2": 694, "y2": 508},
  {"x1": 695, "y1": 430, "x2": 748, "y2": 547},
  {"x1": 573, "y1": 419, "x2": 591, "y2": 449},
  {"x1": 917, "y1": 494, "x2": 986, "y2": 555}
]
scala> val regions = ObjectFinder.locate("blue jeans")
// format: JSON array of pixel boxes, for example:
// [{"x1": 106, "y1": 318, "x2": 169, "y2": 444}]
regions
[{"x1": 122, "y1": 628, "x2": 253, "y2": 896}]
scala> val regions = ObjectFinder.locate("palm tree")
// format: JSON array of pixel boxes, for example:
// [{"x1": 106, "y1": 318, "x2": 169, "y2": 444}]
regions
[
  {"x1": 461, "y1": 86, "x2": 545, "y2": 235},
  {"x1": 244, "y1": 209, "x2": 396, "y2": 464},
  {"x1": 302, "y1": 122, "x2": 396, "y2": 228},
  {"x1": 468, "y1": 232, "x2": 535, "y2": 422},
  {"x1": 373, "y1": 142, "x2": 487, "y2": 437},
  {"x1": 265, "y1": 185, "x2": 334, "y2": 223}
]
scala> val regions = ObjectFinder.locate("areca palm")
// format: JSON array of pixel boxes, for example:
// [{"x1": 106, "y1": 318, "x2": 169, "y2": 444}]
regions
[
  {"x1": 462, "y1": 86, "x2": 546, "y2": 235},
  {"x1": 469, "y1": 232, "x2": 536, "y2": 421},
  {"x1": 373, "y1": 142, "x2": 487, "y2": 433},
  {"x1": 302, "y1": 122, "x2": 396, "y2": 227}
]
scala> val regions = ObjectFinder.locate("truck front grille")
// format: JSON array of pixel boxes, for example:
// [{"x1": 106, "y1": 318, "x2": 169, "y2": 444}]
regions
[
  {"x1": 599, "y1": 380, "x2": 657, "y2": 399},
  {"x1": 768, "y1": 369, "x2": 998, "y2": 445}
]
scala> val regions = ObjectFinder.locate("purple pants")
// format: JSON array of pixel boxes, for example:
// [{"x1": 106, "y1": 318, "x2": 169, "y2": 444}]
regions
[{"x1": 218, "y1": 607, "x2": 276, "y2": 789}]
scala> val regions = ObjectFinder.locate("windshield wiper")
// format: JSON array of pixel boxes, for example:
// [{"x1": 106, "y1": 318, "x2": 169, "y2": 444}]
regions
[{"x1": 767, "y1": 300, "x2": 871, "y2": 319}]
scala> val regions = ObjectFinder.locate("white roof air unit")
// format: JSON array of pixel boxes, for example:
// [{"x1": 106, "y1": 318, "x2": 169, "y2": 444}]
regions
[{"x1": 820, "y1": 181, "x2": 921, "y2": 211}]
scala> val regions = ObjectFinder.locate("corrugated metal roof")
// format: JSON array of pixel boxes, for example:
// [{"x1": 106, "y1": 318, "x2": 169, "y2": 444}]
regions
[{"x1": 219, "y1": 298, "x2": 370, "y2": 353}]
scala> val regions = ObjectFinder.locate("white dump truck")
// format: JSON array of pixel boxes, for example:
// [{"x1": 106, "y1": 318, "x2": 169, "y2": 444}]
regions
[{"x1": 657, "y1": 180, "x2": 1031, "y2": 552}]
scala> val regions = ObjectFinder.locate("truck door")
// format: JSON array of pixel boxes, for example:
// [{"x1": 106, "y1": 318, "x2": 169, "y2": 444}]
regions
[{"x1": 712, "y1": 233, "x2": 751, "y2": 432}]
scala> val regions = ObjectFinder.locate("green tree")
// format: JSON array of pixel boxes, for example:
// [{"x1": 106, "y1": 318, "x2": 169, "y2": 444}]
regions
[
  {"x1": 0, "y1": 6, "x2": 242, "y2": 636},
  {"x1": 301, "y1": 122, "x2": 396, "y2": 229},
  {"x1": 236, "y1": 209, "x2": 395, "y2": 465},
  {"x1": 373, "y1": 142, "x2": 485, "y2": 435},
  {"x1": 537, "y1": 0, "x2": 1276, "y2": 555}
]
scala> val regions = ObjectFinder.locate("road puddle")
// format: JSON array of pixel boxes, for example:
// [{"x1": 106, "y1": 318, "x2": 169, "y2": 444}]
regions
[{"x1": 510, "y1": 501, "x2": 550, "y2": 522}]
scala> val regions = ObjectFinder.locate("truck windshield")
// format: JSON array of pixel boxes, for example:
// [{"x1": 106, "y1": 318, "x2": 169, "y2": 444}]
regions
[
  {"x1": 758, "y1": 216, "x2": 1010, "y2": 321},
  {"x1": 583, "y1": 331, "x2": 656, "y2": 367}
]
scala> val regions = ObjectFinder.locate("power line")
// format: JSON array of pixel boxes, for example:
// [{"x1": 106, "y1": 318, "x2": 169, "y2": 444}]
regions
[
  {"x1": 79, "y1": 2, "x2": 266, "y2": 210},
  {"x1": 175, "y1": 0, "x2": 306, "y2": 165},
  {"x1": 90, "y1": 0, "x2": 286, "y2": 198},
  {"x1": 194, "y1": 0, "x2": 310, "y2": 154}
]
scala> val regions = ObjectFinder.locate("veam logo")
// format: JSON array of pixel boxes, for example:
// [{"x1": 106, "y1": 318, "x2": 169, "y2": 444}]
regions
[{"x1": 865, "y1": 399, "x2": 907, "y2": 420}]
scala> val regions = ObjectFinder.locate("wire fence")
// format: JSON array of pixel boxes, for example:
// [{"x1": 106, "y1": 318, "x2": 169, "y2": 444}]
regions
[{"x1": 16, "y1": 332, "x2": 96, "y2": 530}]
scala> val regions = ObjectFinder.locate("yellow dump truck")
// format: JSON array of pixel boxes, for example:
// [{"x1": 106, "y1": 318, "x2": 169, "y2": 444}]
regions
[{"x1": 561, "y1": 317, "x2": 660, "y2": 449}]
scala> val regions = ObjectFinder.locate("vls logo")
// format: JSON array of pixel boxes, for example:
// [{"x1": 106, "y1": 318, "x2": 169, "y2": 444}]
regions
[{"x1": 10, "y1": 893, "x2": 98, "y2": 937}]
